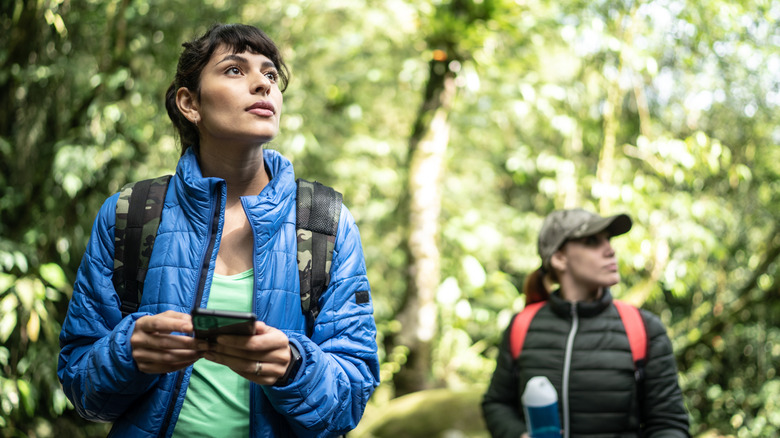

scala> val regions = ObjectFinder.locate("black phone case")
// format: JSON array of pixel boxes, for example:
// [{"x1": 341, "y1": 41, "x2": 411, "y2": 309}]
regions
[{"x1": 191, "y1": 308, "x2": 257, "y2": 339}]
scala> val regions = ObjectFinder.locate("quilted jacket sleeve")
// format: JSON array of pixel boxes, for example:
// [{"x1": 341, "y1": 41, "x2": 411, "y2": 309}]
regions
[
  {"x1": 57, "y1": 194, "x2": 160, "y2": 422},
  {"x1": 482, "y1": 316, "x2": 526, "y2": 438},
  {"x1": 263, "y1": 205, "x2": 380, "y2": 437},
  {"x1": 641, "y1": 311, "x2": 691, "y2": 438}
]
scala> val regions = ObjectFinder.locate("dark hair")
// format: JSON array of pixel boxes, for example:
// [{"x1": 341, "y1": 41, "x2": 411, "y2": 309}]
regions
[
  {"x1": 165, "y1": 23, "x2": 290, "y2": 156},
  {"x1": 523, "y1": 264, "x2": 565, "y2": 305},
  {"x1": 523, "y1": 268, "x2": 549, "y2": 305}
]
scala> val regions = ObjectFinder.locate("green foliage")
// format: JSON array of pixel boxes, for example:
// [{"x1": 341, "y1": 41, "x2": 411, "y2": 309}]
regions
[{"x1": 1, "y1": 0, "x2": 778, "y2": 436}]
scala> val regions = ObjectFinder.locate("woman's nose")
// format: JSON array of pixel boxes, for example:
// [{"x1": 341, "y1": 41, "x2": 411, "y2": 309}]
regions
[
  {"x1": 604, "y1": 240, "x2": 615, "y2": 256},
  {"x1": 252, "y1": 74, "x2": 271, "y2": 95}
]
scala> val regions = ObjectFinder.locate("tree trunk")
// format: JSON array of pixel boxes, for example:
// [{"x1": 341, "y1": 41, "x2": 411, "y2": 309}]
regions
[
  {"x1": 393, "y1": 57, "x2": 456, "y2": 396},
  {"x1": 596, "y1": 74, "x2": 622, "y2": 214},
  {"x1": 596, "y1": 7, "x2": 638, "y2": 214}
]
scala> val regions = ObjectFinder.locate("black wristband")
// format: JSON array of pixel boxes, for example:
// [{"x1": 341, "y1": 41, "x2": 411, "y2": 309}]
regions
[{"x1": 274, "y1": 344, "x2": 302, "y2": 387}]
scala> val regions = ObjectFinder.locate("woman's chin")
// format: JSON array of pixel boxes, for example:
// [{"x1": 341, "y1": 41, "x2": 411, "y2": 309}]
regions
[{"x1": 605, "y1": 274, "x2": 620, "y2": 287}]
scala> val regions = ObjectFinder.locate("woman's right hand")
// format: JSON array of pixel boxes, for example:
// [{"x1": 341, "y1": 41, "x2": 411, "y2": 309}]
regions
[{"x1": 130, "y1": 310, "x2": 208, "y2": 374}]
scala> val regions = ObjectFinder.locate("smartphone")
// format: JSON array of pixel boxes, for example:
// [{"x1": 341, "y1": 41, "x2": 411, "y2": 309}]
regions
[{"x1": 191, "y1": 308, "x2": 257, "y2": 340}]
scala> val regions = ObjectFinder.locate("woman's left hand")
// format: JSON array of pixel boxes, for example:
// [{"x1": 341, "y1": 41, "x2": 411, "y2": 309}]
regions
[{"x1": 204, "y1": 321, "x2": 292, "y2": 385}]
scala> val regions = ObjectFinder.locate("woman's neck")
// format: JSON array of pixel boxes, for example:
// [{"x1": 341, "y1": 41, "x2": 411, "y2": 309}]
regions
[
  {"x1": 559, "y1": 281, "x2": 604, "y2": 303},
  {"x1": 198, "y1": 144, "x2": 270, "y2": 199}
]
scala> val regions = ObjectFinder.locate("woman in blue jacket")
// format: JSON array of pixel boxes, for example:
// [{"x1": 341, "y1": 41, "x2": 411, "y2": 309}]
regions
[{"x1": 58, "y1": 23, "x2": 380, "y2": 437}]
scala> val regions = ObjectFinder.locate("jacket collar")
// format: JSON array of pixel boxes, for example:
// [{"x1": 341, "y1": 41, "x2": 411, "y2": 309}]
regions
[
  {"x1": 548, "y1": 288, "x2": 614, "y2": 319},
  {"x1": 173, "y1": 148, "x2": 224, "y2": 228},
  {"x1": 173, "y1": 147, "x2": 296, "y2": 229},
  {"x1": 239, "y1": 148, "x2": 297, "y2": 245},
  {"x1": 251, "y1": 147, "x2": 296, "y2": 206},
  {"x1": 175, "y1": 147, "x2": 295, "y2": 197}
]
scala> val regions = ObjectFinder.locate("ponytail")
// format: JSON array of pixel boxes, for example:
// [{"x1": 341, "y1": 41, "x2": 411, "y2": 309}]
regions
[{"x1": 523, "y1": 267, "x2": 550, "y2": 305}]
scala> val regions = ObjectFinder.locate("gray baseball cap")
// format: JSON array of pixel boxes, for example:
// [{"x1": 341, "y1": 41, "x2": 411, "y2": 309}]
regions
[{"x1": 538, "y1": 209, "x2": 632, "y2": 269}]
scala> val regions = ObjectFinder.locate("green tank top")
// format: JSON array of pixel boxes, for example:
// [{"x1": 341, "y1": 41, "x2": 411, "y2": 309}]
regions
[{"x1": 172, "y1": 269, "x2": 254, "y2": 437}]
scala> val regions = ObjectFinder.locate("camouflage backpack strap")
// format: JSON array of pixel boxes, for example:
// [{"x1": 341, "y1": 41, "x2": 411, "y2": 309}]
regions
[
  {"x1": 296, "y1": 178, "x2": 342, "y2": 335},
  {"x1": 113, "y1": 175, "x2": 172, "y2": 317}
]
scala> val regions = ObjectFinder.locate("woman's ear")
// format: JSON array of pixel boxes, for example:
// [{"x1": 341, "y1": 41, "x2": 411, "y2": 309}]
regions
[
  {"x1": 176, "y1": 87, "x2": 200, "y2": 125},
  {"x1": 550, "y1": 250, "x2": 567, "y2": 273}
]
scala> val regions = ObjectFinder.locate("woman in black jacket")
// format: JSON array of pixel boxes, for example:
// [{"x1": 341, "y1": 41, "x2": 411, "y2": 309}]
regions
[{"x1": 482, "y1": 209, "x2": 690, "y2": 438}]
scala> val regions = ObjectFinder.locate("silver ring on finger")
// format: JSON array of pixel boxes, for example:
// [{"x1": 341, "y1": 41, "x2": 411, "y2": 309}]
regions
[{"x1": 254, "y1": 361, "x2": 263, "y2": 376}]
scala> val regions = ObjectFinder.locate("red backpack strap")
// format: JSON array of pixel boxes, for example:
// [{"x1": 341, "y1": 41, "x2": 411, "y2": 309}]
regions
[
  {"x1": 614, "y1": 300, "x2": 649, "y2": 431},
  {"x1": 613, "y1": 300, "x2": 647, "y2": 366},
  {"x1": 509, "y1": 301, "x2": 547, "y2": 359}
]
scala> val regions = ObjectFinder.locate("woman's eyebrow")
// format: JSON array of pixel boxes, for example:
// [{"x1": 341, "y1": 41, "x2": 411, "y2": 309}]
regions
[
  {"x1": 216, "y1": 54, "x2": 276, "y2": 70},
  {"x1": 216, "y1": 54, "x2": 248, "y2": 65}
]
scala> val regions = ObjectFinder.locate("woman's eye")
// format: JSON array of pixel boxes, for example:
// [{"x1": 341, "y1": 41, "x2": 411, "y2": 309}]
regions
[
  {"x1": 586, "y1": 235, "x2": 609, "y2": 247},
  {"x1": 226, "y1": 66, "x2": 242, "y2": 75},
  {"x1": 264, "y1": 71, "x2": 278, "y2": 82}
]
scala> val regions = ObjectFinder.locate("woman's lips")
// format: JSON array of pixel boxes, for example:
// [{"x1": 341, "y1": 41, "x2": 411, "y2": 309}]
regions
[{"x1": 246, "y1": 101, "x2": 275, "y2": 117}]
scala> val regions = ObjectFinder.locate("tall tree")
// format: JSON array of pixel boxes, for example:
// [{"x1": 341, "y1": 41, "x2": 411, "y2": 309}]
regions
[
  {"x1": 391, "y1": 0, "x2": 500, "y2": 395},
  {"x1": 393, "y1": 51, "x2": 455, "y2": 394}
]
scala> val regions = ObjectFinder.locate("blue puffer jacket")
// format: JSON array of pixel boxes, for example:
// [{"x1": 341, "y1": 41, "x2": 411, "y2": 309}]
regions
[{"x1": 58, "y1": 148, "x2": 380, "y2": 437}]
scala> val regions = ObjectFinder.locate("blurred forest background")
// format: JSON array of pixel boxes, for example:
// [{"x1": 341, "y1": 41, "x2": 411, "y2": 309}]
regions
[{"x1": 1, "y1": 0, "x2": 779, "y2": 437}]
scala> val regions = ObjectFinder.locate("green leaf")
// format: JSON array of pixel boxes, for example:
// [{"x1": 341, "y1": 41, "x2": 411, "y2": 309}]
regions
[
  {"x1": 17, "y1": 379, "x2": 34, "y2": 417},
  {"x1": 0, "y1": 295, "x2": 18, "y2": 343},
  {"x1": 0, "y1": 273, "x2": 15, "y2": 294},
  {"x1": 39, "y1": 263, "x2": 68, "y2": 290}
]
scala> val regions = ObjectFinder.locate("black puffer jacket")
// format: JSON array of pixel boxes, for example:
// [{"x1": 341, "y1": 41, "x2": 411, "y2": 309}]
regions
[{"x1": 482, "y1": 290, "x2": 690, "y2": 438}]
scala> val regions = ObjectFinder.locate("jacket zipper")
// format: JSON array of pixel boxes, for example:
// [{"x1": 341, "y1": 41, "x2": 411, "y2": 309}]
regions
[
  {"x1": 242, "y1": 197, "x2": 258, "y2": 438},
  {"x1": 561, "y1": 303, "x2": 578, "y2": 438},
  {"x1": 157, "y1": 189, "x2": 222, "y2": 438}
]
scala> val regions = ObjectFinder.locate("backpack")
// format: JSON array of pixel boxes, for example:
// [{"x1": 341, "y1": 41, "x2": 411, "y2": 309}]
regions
[
  {"x1": 111, "y1": 175, "x2": 342, "y2": 335},
  {"x1": 509, "y1": 299, "x2": 648, "y2": 428}
]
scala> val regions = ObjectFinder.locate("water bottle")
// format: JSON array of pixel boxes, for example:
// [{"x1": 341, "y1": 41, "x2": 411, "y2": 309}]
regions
[{"x1": 521, "y1": 376, "x2": 562, "y2": 438}]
